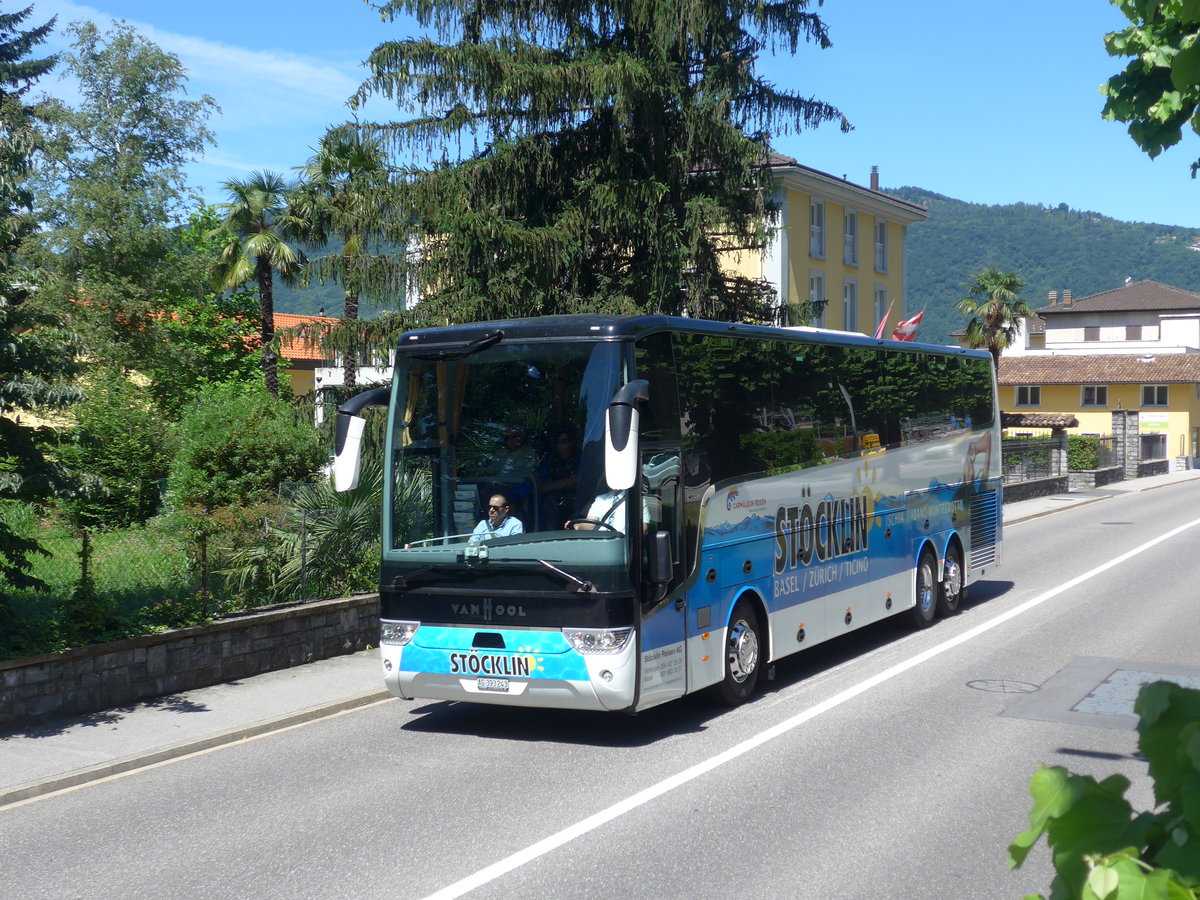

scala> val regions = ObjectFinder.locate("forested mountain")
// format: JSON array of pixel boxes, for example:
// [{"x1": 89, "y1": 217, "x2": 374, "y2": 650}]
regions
[{"x1": 890, "y1": 186, "x2": 1200, "y2": 345}]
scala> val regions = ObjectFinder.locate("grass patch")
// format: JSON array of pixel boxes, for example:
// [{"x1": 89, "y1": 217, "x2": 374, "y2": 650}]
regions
[{"x1": 1, "y1": 505, "x2": 201, "y2": 659}]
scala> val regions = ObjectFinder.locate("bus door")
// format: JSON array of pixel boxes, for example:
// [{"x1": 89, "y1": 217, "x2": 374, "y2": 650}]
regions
[{"x1": 637, "y1": 448, "x2": 687, "y2": 707}]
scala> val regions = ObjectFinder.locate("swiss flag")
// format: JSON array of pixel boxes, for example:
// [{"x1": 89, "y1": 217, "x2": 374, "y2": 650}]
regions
[{"x1": 891, "y1": 311, "x2": 923, "y2": 342}]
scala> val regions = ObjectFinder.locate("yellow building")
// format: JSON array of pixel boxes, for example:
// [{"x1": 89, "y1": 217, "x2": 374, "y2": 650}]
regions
[
  {"x1": 998, "y1": 354, "x2": 1200, "y2": 463},
  {"x1": 724, "y1": 155, "x2": 929, "y2": 335}
]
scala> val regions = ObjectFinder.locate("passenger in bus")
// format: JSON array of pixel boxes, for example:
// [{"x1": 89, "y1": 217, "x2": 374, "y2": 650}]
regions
[
  {"x1": 485, "y1": 426, "x2": 536, "y2": 480},
  {"x1": 537, "y1": 429, "x2": 579, "y2": 528},
  {"x1": 471, "y1": 494, "x2": 525, "y2": 542},
  {"x1": 566, "y1": 488, "x2": 649, "y2": 534}
]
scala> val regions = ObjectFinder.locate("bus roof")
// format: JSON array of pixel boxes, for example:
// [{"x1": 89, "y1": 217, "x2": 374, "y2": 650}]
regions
[{"x1": 395, "y1": 314, "x2": 991, "y2": 360}]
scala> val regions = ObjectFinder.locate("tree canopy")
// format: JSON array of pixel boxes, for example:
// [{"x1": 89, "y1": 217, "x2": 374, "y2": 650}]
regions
[
  {"x1": 351, "y1": 0, "x2": 848, "y2": 324},
  {"x1": 28, "y1": 19, "x2": 218, "y2": 372},
  {"x1": 956, "y1": 267, "x2": 1033, "y2": 368},
  {"x1": 211, "y1": 171, "x2": 305, "y2": 399},
  {"x1": 1102, "y1": 0, "x2": 1200, "y2": 175}
]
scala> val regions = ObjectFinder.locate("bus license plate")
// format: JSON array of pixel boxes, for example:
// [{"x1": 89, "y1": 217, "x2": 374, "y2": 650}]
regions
[{"x1": 477, "y1": 677, "x2": 510, "y2": 693}]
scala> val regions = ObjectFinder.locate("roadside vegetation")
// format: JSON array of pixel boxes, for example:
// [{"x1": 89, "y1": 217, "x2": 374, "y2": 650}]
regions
[{"x1": 1010, "y1": 681, "x2": 1200, "y2": 900}]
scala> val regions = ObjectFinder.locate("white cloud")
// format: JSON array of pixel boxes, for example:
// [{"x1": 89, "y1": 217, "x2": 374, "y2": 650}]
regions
[{"x1": 36, "y1": 0, "x2": 362, "y2": 106}]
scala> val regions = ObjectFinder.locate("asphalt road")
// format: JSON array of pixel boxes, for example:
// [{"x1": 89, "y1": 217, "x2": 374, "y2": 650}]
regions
[{"x1": 5, "y1": 481, "x2": 1200, "y2": 900}]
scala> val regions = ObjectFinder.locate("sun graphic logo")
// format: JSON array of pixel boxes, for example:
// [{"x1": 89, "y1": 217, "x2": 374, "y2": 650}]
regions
[
  {"x1": 726, "y1": 489, "x2": 739, "y2": 511},
  {"x1": 516, "y1": 646, "x2": 545, "y2": 674}
]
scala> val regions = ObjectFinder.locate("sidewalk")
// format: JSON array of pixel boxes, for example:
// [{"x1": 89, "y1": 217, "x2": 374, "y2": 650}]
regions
[
  {"x1": 1002, "y1": 465, "x2": 1200, "y2": 524},
  {"x1": 5, "y1": 465, "x2": 1200, "y2": 807}
]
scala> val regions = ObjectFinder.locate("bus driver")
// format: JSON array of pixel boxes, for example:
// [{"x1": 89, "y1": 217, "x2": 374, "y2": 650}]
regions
[{"x1": 471, "y1": 494, "x2": 525, "y2": 542}]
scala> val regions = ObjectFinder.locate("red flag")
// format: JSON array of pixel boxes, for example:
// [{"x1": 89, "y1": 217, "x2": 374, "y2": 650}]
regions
[
  {"x1": 873, "y1": 300, "x2": 894, "y2": 340},
  {"x1": 891, "y1": 310, "x2": 923, "y2": 342}
]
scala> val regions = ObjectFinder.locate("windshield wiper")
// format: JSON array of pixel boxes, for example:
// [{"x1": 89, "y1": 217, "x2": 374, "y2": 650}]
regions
[
  {"x1": 535, "y1": 559, "x2": 595, "y2": 593},
  {"x1": 411, "y1": 329, "x2": 503, "y2": 361},
  {"x1": 391, "y1": 565, "x2": 457, "y2": 590}
]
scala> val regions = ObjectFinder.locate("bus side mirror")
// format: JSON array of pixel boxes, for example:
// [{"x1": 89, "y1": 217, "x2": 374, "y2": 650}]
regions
[
  {"x1": 332, "y1": 386, "x2": 391, "y2": 492},
  {"x1": 647, "y1": 530, "x2": 673, "y2": 584},
  {"x1": 605, "y1": 379, "x2": 649, "y2": 491}
]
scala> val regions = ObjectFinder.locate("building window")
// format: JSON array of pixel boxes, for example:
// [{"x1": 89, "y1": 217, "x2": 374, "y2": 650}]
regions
[
  {"x1": 810, "y1": 201, "x2": 825, "y2": 258},
  {"x1": 809, "y1": 270, "x2": 826, "y2": 326},
  {"x1": 843, "y1": 211, "x2": 858, "y2": 266},
  {"x1": 1016, "y1": 385, "x2": 1041, "y2": 407},
  {"x1": 1142, "y1": 384, "x2": 1169, "y2": 407},
  {"x1": 1081, "y1": 385, "x2": 1108, "y2": 407},
  {"x1": 1141, "y1": 433, "x2": 1167, "y2": 460},
  {"x1": 1126, "y1": 325, "x2": 1142, "y2": 340},
  {"x1": 874, "y1": 220, "x2": 888, "y2": 272},
  {"x1": 873, "y1": 286, "x2": 888, "y2": 333},
  {"x1": 1084, "y1": 326, "x2": 1100, "y2": 341},
  {"x1": 843, "y1": 279, "x2": 857, "y2": 332}
]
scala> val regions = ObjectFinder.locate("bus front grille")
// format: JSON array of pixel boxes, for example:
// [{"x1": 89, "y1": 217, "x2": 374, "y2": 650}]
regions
[{"x1": 969, "y1": 489, "x2": 999, "y2": 568}]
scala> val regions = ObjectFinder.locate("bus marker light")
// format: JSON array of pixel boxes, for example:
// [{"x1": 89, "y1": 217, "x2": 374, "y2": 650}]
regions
[{"x1": 701, "y1": 632, "x2": 710, "y2": 640}]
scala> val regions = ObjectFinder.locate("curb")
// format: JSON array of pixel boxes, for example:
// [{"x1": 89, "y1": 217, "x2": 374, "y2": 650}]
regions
[
  {"x1": 0, "y1": 690, "x2": 393, "y2": 808},
  {"x1": 1004, "y1": 493, "x2": 1113, "y2": 525},
  {"x1": 1004, "y1": 475, "x2": 1196, "y2": 525}
]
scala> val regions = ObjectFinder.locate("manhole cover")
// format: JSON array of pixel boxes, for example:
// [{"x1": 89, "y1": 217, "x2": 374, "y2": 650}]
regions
[{"x1": 966, "y1": 679, "x2": 1040, "y2": 694}]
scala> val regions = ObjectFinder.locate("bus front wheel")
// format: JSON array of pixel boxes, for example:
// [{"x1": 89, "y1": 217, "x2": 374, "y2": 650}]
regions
[
  {"x1": 713, "y1": 600, "x2": 761, "y2": 706},
  {"x1": 911, "y1": 549, "x2": 937, "y2": 629},
  {"x1": 937, "y1": 544, "x2": 964, "y2": 617}
]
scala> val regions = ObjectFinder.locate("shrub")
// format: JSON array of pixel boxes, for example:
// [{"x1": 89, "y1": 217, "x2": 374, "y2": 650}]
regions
[
  {"x1": 55, "y1": 371, "x2": 176, "y2": 529},
  {"x1": 167, "y1": 382, "x2": 327, "y2": 511},
  {"x1": 1067, "y1": 434, "x2": 1101, "y2": 471},
  {"x1": 1009, "y1": 682, "x2": 1200, "y2": 899}
]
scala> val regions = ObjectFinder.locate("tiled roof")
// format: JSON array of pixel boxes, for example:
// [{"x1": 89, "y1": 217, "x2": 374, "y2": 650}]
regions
[
  {"x1": 1001, "y1": 412, "x2": 1079, "y2": 429},
  {"x1": 1037, "y1": 280, "x2": 1200, "y2": 315},
  {"x1": 275, "y1": 313, "x2": 337, "y2": 363},
  {"x1": 998, "y1": 353, "x2": 1200, "y2": 385}
]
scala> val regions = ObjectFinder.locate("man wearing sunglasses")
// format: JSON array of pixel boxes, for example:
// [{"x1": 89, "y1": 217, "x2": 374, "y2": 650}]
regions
[{"x1": 470, "y1": 494, "x2": 525, "y2": 542}]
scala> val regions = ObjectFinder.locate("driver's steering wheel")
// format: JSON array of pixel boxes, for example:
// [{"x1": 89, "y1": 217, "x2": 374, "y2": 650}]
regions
[{"x1": 565, "y1": 518, "x2": 619, "y2": 532}]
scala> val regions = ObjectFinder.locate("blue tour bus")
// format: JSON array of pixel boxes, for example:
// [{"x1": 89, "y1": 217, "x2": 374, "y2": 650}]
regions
[{"x1": 333, "y1": 315, "x2": 1002, "y2": 712}]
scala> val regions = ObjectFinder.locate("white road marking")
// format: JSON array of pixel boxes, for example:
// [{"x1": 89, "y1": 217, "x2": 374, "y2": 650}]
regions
[{"x1": 424, "y1": 513, "x2": 1200, "y2": 900}]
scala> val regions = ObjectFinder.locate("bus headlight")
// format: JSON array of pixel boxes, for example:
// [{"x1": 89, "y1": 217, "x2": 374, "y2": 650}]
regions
[
  {"x1": 563, "y1": 627, "x2": 633, "y2": 654},
  {"x1": 381, "y1": 621, "x2": 419, "y2": 646}
]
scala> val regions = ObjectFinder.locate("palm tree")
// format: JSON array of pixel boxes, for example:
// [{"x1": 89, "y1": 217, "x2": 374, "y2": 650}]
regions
[
  {"x1": 956, "y1": 267, "x2": 1034, "y2": 370},
  {"x1": 211, "y1": 171, "x2": 304, "y2": 398},
  {"x1": 291, "y1": 131, "x2": 389, "y2": 389}
]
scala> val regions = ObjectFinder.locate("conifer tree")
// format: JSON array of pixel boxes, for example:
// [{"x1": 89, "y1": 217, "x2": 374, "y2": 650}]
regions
[
  {"x1": 0, "y1": 6, "x2": 84, "y2": 592},
  {"x1": 352, "y1": 0, "x2": 848, "y2": 323},
  {"x1": 0, "y1": 5, "x2": 55, "y2": 302}
]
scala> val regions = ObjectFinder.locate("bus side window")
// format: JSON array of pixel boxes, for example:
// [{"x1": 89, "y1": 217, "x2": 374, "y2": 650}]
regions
[{"x1": 634, "y1": 333, "x2": 682, "y2": 442}]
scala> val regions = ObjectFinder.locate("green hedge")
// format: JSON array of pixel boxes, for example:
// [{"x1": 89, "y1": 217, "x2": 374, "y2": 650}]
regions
[{"x1": 1067, "y1": 434, "x2": 1100, "y2": 471}]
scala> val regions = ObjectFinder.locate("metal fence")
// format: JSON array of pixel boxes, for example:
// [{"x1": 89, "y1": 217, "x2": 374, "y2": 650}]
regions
[
  {"x1": 1001, "y1": 436, "x2": 1065, "y2": 484},
  {"x1": 5, "y1": 506, "x2": 373, "y2": 620}
]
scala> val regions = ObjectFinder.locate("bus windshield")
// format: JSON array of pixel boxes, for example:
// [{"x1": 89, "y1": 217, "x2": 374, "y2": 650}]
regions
[{"x1": 385, "y1": 339, "x2": 633, "y2": 593}]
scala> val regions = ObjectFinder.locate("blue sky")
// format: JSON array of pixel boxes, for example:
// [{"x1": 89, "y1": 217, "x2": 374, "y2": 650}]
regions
[{"x1": 28, "y1": 0, "x2": 1200, "y2": 227}]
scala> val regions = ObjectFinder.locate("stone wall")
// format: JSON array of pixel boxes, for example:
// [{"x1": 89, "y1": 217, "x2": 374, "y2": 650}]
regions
[
  {"x1": 1068, "y1": 466, "x2": 1125, "y2": 491},
  {"x1": 1001, "y1": 475, "x2": 1070, "y2": 503},
  {"x1": 1138, "y1": 459, "x2": 1170, "y2": 478},
  {"x1": 0, "y1": 593, "x2": 379, "y2": 729}
]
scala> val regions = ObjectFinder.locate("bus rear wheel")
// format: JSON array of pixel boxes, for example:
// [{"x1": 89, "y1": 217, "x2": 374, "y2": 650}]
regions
[
  {"x1": 911, "y1": 549, "x2": 937, "y2": 629},
  {"x1": 713, "y1": 600, "x2": 761, "y2": 706},
  {"x1": 937, "y1": 544, "x2": 964, "y2": 617}
]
